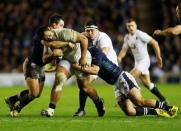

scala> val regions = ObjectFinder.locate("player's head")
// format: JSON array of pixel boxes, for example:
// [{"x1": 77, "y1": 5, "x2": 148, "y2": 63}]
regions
[
  {"x1": 38, "y1": 26, "x2": 55, "y2": 41},
  {"x1": 49, "y1": 13, "x2": 64, "y2": 29},
  {"x1": 36, "y1": 26, "x2": 48, "y2": 40},
  {"x1": 84, "y1": 20, "x2": 99, "y2": 40},
  {"x1": 176, "y1": 2, "x2": 181, "y2": 20},
  {"x1": 126, "y1": 19, "x2": 137, "y2": 34}
]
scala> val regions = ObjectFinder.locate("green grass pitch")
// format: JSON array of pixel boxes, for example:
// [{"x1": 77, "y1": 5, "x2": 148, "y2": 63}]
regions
[{"x1": 0, "y1": 83, "x2": 180, "y2": 131}]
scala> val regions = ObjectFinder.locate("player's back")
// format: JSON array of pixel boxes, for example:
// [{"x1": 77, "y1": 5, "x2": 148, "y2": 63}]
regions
[
  {"x1": 28, "y1": 28, "x2": 45, "y2": 67},
  {"x1": 89, "y1": 46, "x2": 122, "y2": 84},
  {"x1": 53, "y1": 28, "x2": 77, "y2": 43},
  {"x1": 93, "y1": 32, "x2": 118, "y2": 65}
]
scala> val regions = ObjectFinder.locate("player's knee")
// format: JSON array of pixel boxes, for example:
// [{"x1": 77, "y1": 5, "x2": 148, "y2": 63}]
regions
[
  {"x1": 124, "y1": 108, "x2": 136, "y2": 116},
  {"x1": 29, "y1": 90, "x2": 40, "y2": 98},
  {"x1": 134, "y1": 99, "x2": 144, "y2": 107},
  {"x1": 53, "y1": 72, "x2": 67, "y2": 91}
]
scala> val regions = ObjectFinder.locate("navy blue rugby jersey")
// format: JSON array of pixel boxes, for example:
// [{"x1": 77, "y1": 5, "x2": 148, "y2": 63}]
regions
[
  {"x1": 89, "y1": 46, "x2": 122, "y2": 84},
  {"x1": 28, "y1": 28, "x2": 45, "y2": 67}
]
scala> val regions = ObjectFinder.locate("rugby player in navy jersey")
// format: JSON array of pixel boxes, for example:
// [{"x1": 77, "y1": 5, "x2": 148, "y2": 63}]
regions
[
  {"x1": 4, "y1": 26, "x2": 62, "y2": 117},
  {"x1": 72, "y1": 45, "x2": 178, "y2": 118},
  {"x1": 154, "y1": 2, "x2": 181, "y2": 36}
]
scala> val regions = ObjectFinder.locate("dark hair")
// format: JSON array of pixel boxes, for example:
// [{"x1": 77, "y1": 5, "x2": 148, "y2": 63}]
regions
[
  {"x1": 36, "y1": 26, "x2": 49, "y2": 40},
  {"x1": 177, "y1": 2, "x2": 181, "y2": 9},
  {"x1": 85, "y1": 20, "x2": 98, "y2": 29},
  {"x1": 49, "y1": 13, "x2": 63, "y2": 25},
  {"x1": 127, "y1": 18, "x2": 136, "y2": 23}
]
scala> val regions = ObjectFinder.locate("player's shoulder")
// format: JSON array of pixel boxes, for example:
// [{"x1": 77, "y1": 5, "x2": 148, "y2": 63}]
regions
[
  {"x1": 136, "y1": 29, "x2": 151, "y2": 38},
  {"x1": 136, "y1": 29, "x2": 146, "y2": 35},
  {"x1": 99, "y1": 32, "x2": 111, "y2": 39}
]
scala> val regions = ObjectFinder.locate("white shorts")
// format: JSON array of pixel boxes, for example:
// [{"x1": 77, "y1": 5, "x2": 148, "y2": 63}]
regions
[
  {"x1": 58, "y1": 57, "x2": 92, "y2": 79},
  {"x1": 114, "y1": 71, "x2": 140, "y2": 98},
  {"x1": 134, "y1": 59, "x2": 150, "y2": 75}
]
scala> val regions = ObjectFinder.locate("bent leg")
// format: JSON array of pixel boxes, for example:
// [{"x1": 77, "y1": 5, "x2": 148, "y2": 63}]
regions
[{"x1": 140, "y1": 74, "x2": 166, "y2": 102}]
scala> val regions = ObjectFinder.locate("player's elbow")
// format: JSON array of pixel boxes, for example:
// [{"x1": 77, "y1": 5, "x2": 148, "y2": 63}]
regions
[{"x1": 172, "y1": 31, "x2": 180, "y2": 35}]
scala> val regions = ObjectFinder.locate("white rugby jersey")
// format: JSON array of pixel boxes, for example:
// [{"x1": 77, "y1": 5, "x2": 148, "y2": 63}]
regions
[
  {"x1": 92, "y1": 32, "x2": 118, "y2": 65},
  {"x1": 123, "y1": 29, "x2": 152, "y2": 61},
  {"x1": 53, "y1": 28, "x2": 91, "y2": 63}
]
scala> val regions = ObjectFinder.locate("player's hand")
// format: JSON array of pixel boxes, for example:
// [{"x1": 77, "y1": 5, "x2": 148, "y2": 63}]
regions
[
  {"x1": 153, "y1": 30, "x2": 162, "y2": 36},
  {"x1": 52, "y1": 49, "x2": 63, "y2": 57},
  {"x1": 79, "y1": 57, "x2": 88, "y2": 70},
  {"x1": 157, "y1": 56, "x2": 163, "y2": 68},
  {"x1": 68, "y1": 42, "x2": 76, "y2": 49}
]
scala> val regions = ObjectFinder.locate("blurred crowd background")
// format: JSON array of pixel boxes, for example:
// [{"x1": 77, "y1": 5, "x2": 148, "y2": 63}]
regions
[{"x1": 0, "y1": 0, "x2": 180, "y2": 82}]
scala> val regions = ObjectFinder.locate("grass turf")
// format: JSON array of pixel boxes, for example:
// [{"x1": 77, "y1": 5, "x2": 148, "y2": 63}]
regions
[{"x1": 0, "y1": 83, "x2": 180, "y2": 131}]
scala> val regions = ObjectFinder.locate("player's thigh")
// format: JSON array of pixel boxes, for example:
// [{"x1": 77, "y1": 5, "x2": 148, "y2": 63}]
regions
[
  {"x1": 38, "y1": 80, "x2": 45, "y2": 96},
  {"x1": 57, "y1": 59, "x2": 71, "y2": 77},
  {"x1": 24, "y1": 63, "x2": 44, "y2": 95},
  {"x1": 139, "y1": 74, "x2": 151, "y2": 86},
  {"x1": 130, "y1": 68, "x2": 141, "y2": 78},
  {"x1": 128, "y1": 87, "x2": 144, "y2": 106},
  {"x1": 54, "y1": 60, "x2": 71, "y2": 85},
  {"x1": 77, "y1": 75, "x2": 93, "y2": 88},
  {"x1": 134, "y1": 60, "x2": 150, "y2": 76}
]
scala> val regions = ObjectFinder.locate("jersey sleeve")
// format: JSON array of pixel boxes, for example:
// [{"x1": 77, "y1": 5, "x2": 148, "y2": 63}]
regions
[
  {"x1": 98, "y1": 34, "x2": 112, "y2": 48},
  {"x1": 138, "y1": 30, "x2": 152, "y2": 44},
  {"x1": 122, "y1": 35, "x2": 129, "y2": 49}
]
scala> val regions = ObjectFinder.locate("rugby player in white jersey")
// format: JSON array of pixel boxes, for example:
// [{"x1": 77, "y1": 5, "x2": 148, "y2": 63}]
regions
[
  {"x1": 118, "y1": 19, "x2": 167, "y2": 103},
  {"x1": 73, "y1": 20, "x2": 118, "y2": 117},
  {"x1": 40, "y1": 18, "x2": 105, "y2": 117}
]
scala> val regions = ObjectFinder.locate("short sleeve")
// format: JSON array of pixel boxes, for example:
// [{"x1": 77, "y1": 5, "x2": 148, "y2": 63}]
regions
[
  {"x1": 122, "y1": 35, "x2": 129, "y2": 49},
  {"x1": 98, "y1": 33, "x2": 112, "y2": 48},
  {"x1": 137, "y1": 30, "x2": 152, "y2": 44}
]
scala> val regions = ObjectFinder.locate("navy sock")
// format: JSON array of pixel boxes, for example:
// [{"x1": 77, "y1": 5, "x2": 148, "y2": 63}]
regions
[
  {"x1": 49, "y1": 103, "x2": 56, "y2": 109},
  {"x1": 151, "y1": 86, "x2": 166, "y2": 101},
  {"x1": 79, "y1": 89, "x2": 87, "y2": 110},
  {"x1": 135, "y1": 107, "x2": 157, "y2": 116},
  {"x1": 155, "y1": 101, "x2": 172, "y2": 111}
]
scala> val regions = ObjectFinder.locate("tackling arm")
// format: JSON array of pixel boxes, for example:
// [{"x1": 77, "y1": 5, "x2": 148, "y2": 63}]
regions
[
  {"x1": 72, "y1": 63, "x2": 100, "y2": 75},
  {"x1": 42, "y1": 40, "x2": 69, "y2": 48},
  {"x1": 153, "y1": 25, "x2": 181, "y2": 36}
]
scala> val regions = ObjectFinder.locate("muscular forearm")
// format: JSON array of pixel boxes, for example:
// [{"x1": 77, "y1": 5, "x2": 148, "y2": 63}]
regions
[
  {"x1": 160, "y1": 28, "x2": 177, "y2": 35},
  {"x1": 72, "y1": 64, "x2": 99, "y2": 75},
  {"x1": 46, "y1": 41, "x2": 69, "y2": 48},
  {"x1": 151, "y1": 41, "x2": 161, "y2": 58}
]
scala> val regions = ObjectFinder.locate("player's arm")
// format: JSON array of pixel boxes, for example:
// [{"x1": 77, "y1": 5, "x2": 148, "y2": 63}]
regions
[
  {"x1": 72, "y1": 63, "x2": 100, "y2": 75},
  {"x1": 41, "y1": 40, "x2": 69, "y2": 48},
  {"x1": 75, "y1": 32, "x2": 88, "y2": 67},
  {"x1": 42, "y1": 45, "x2": 54, "y2": 63},
  {"x1": 117, "y1": 47, "x2": 128, "y2": 63},
  {"x1": 42, "y1": 45, "x2": 63, "y2": 63},
  {"x1": 149, "y1": 38, "x2": 163, "y2": 67},
  {"x1": 153, "y1": 25, "x2": 181, "y2": 36}
]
